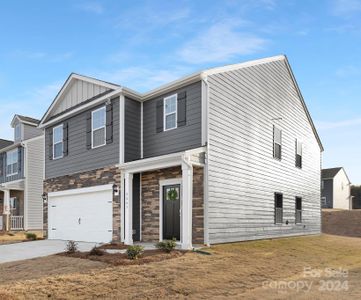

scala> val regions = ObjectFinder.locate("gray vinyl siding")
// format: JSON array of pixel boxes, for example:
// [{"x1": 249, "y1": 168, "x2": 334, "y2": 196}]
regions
[
  {"x1": 143, "y1": 81, "x2": 202, "y2": 158},
  {"x1": 23, "y1": 124, "x2": 43, "y2": 140},
  {"x1": 125, "y1": 97, "x2": 141, "y2": 162},
  {"x1": 321, "y1": 179, "x2": 333, "y2": 208},
  {"x1": 207, "y1": 59, "x2": 322, "y2": 244},
  {"x1": 24, "y1": 136, "x2": 44, "y2": 229},
  {"x1": 45, "y1": 98, "x2": 120, "y2": 179},
  {"x1": 0, "y1": 147, "x2": 25, "y2": 183}
]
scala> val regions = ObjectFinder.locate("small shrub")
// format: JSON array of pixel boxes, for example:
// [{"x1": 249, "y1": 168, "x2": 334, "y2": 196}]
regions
[
  {"x1": 89, "y1": 246, "x2": 105, "y2": 256},
  {"x1": 25, "y1": 232, "x2": 37, "y2": 241},
  {"x1": 155, "y1": 238, "x2": 177, "y2": 253},
  {"x1": 65, "y1": 240, "x2": 78, "y2": 253},
  {"x1": 126, "y1": 245, "x2": 144, "y2": 260}
]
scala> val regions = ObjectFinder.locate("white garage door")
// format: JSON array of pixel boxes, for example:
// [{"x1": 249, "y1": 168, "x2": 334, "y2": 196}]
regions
[{"x1": 48, "y1": 185, "x2": 113, "y2": 243}]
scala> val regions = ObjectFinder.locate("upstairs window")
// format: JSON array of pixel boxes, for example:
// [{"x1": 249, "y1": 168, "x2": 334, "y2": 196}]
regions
[
  {"x1": 53, "y1": 124, "x2": 63, "y2": 159},
  {"x1": 14, "y1": 123, "x2": 21, "y2": 141},
  {"x1": 6, "y1": 149, "x2": 18, "y2": 176},
  {"x1": 164, "y1": 94, "x2": 177, "y2": 131},
  {"x1": 273, "y1": 126, "x2": 282, "y2": 160},
  {"x1": 295, "y1": 139, "x2": 302, "y2": 168},
  {"x1": 295, "y1": 197, "x2": 302, "y2": 223},
  {"x1": 92, "y1": 106, "x2": 106, "y2": 148},
  {"x1": 274, "y1": 193, "x2": 283, "y2": 224}
]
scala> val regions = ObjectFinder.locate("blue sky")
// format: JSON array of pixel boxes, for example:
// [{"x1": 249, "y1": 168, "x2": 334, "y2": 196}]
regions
[{"x1": 0, "y1": 0, "x2": 360, "y2": 182}]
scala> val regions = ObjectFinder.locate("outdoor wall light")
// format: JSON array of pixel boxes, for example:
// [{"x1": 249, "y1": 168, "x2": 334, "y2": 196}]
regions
[
  {"x1": 42, "y1": 192, "x2": 48, "y2": 204},
  {"x1": 113, "y1": 184, "x2": 119, "y2": 196}
]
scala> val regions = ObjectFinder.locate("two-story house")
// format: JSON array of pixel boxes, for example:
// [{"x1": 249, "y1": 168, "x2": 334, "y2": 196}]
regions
[
  {"x1": 39, "y1": 55, "x2": 323, "y2": 248},
  {"x1": 321, "y1": 167, "x2": 351, "y2": 210},
  {"x1": 0, "y1": 115, "x2": 44, "y2": 231}
]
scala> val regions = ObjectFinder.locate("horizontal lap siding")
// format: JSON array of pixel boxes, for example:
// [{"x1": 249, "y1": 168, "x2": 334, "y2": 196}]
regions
[
  {"x1": 207, "y1": 60, "x2": 321, "y2": 244},
  {"x1": 143, "y1": 81, "x2": 202, "y2": 158},
  {"x1": 45, "y1": 98, "x2": 120, "y2": 179},
  {"x1": 25, "y1": 137, "x2": 44, "y2": 229}
]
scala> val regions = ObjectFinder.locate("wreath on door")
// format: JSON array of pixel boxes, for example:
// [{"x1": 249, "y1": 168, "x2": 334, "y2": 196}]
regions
[{"x1": 167, "y1": 188, "x2": 178, "y2": 201}]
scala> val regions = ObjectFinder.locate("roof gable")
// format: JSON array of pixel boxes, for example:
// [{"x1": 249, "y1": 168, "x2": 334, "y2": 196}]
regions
[
  {"x1": 40, "y1": 73, "x2": 120, "y2": 125},
  {"x1": 322, "y1": 168, "x2": 342, "y2": 179},
  {"x1": 11, "y1": 115, "x2": 40, "y2": 128}
]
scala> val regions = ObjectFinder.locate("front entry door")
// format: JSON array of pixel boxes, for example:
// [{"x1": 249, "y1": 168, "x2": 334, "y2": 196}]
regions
[{"x1": 163, "y1": 184, "x2": 181, "y2": 240}]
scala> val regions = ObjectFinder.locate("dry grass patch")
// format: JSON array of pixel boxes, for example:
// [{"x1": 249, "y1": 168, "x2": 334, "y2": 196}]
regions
[{"x1": 1, "y1": 234, "x2": 361, "y2": 299}]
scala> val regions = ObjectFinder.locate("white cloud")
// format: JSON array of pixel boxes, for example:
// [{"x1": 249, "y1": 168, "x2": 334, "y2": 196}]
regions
[
  {"x1": 316, "y1": 118, "x2": 361, "y2": 130},
  {"x1": 76, "y1": 2, "x2": 104, "y2": 14},
  {"x1": 178, "y1": 22, "x2": 267, "y2": 64},
  {"x1": 0, "y1": 82, "x2": 61, "y2": 139},
  {"x1": 96, "y1": 66, "x2": 192, "y2": 92},
  {"x1": 331, "y1": 0, "x2": 361, "y2": 16},
  {"x1": 335, "y1": 65, "x2": 361, "y2": 77},
  {"x1": 9, "y1": 50, "x2": 73, "y2": 62}
]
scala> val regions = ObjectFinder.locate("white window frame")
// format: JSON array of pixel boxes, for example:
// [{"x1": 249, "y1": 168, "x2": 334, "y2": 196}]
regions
[
  {"x1": 6, "y1": 149, "x2": 18, "y2": 177},
  {"x1": 163, "y1": 94, "x2": 177, "y2": 131},
  {"x1": 53, "y1": 124, "x2": 64, "y2": 160},
  {"x1": 14, "y1": 123, "x2": 21, "y2": 141},
  {"x1": 91, "y1": 106, "x2": 106, "y2": 149},
  {"x1": 273, "y1": 126, "x2": 282, "y2": 160}
]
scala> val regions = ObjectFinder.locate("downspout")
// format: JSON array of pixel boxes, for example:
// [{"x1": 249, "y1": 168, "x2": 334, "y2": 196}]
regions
[{"x1": 181, "y1": 153, "x2": 193, "y2": 249}]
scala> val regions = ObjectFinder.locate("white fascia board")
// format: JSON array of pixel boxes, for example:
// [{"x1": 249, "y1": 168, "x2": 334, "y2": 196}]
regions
[
  {"x1": 48, "y1": 184, "x2": 113, "y2": 198},
  {"x1": 39, "y1": 89, "x2": 123, "y2": 129},
  {"x1": 71, "y1": 74, "x2": 119, "y2": 90},
  {"x1": 11, "y1": 115, "x2": 39, "y2": 128},
  {"x1": 0, "y1": 142, "x2": 22, "y2": 154},
  {"x1": 203, "y1": 55, "x2": 286, "y2": 77}
]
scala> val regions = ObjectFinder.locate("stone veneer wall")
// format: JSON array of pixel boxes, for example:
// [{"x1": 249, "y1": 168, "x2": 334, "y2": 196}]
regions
[
  {"x1": 43, "y1": 166, "x2": 121, "y2": 241},
  {"x1": 141, "y1": 166, "x2": 204, "y2": 244}
]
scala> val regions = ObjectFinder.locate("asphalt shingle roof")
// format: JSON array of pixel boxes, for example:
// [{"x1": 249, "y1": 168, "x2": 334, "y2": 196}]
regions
[
  {"x1": 322, "y1": 168, "x2": 342, "y2": 179},
  {"x1": 17, "y1": 115, "x2": 40, "y2": 125},
  {"x1": 0, "y1": 139, "x2": 13, "y2": 150}
]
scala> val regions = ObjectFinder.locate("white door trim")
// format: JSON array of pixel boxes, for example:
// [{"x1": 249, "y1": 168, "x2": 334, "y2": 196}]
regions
[{"x1": 159, "y1": 178, "x2": 182, "y2": 243}]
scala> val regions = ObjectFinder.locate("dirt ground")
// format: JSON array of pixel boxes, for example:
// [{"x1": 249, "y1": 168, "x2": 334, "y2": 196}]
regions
[
  {"x1": 0, "y1": 231, "x2": 43, "y2": 245},
  {"x1": 1, "y1": 234, "x2": 361, "y2": 299}
]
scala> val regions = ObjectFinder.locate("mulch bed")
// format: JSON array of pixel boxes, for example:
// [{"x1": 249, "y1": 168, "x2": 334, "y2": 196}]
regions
[
  {"x1": 59, "y1": 249, "x2": 187, "y2": 266},
  {"x1": 97, "y1": 242, "x2": 128, "y2": 250}
]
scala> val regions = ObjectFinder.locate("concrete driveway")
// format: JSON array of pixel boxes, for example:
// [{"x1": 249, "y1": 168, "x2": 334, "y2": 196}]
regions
[{"x1": 0, "y1": 240, "x2": 96, "y2": 264}]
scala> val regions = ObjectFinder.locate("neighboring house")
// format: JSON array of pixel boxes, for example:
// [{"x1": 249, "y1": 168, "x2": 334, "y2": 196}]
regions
[
  {"x1": 351, "y1": 185, "x2": 361, "y2": 209},
  {"x1": 0, "y1": 115, "x2": 44, "y2": 231},
  {"x1": 39, "y1": 55, "x2": 323, "y2": 248},
  {"x1": 321, "y1": 167, "x2": 352, "y2": 210}
]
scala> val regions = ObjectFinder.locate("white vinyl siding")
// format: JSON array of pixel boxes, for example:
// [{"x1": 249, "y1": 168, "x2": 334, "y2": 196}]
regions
[
  {"x1": 164, "y1": 94, "x2": 177, "y2": 131},
  {"x1": 92, "y1": 106, "x2": 106, "y2": 148},
  {"x1": 6, "y1": 149, "x2": 18, "y2": 176},
  {"x1": 15, "y1": 123, "x2": 21, "y2": 141},
  {"x1": 207, "y1": 59, "x2": 321, "y2": 244},
  {"x1": 24, "y1": 136, "x2": 44, "y2": 230},
  {"x1": 53, "y1": 124, "x2": 63, "y2": 159}
]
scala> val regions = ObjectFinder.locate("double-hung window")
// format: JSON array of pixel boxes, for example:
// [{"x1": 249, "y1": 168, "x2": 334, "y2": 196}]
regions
[
  {"x1": 92, "y1": 106, "x2": 106, "y2": 148},
  {"x1": 295, "y1": 197, "x2": 302, "y2": 223},
  {"x1": 14, "y1": 123, "x2": 21, "y2": 141},
  {"x1": 164, "y1": 94, "x2": 177, "y2": 131},
  {"x1": 53, "y1": 124, "x2": 63, "y2": 159},
  {"x1": 274, "y1": 193, "x2": 283, "y2": 224},
  {"x1": 273, "y1": 126, "x2": 282, "y2": 160},
  {"x1": 295, "y1": 139, "x2": 302, "y2": 168},
  {"x1": 6, "y1": 149, "x2": 18, "y2": 176}
]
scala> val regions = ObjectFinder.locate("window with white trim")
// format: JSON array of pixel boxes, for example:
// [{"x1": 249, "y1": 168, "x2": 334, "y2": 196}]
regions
[
  {"x1": 164, "y1": 94, "x2": 177, "y2": 131},
  {"x1": 53, "y1": 124, "x2": 63, "y2": 159},
  {"x1": 273, "y1": 126, "x2": 282, "y2": 160},
  {"x1": 14, "y1": 123, "x2": 21, "y2": 141},
  {"x1": 296, "y1": 139, "x2": 302, "y2": 168},
  {"x1": 6, "y1": 149, "x2": 18, "y2": 176},
  {"x1": 92, "y1": 106, "x2": 106, "y2": 148}
]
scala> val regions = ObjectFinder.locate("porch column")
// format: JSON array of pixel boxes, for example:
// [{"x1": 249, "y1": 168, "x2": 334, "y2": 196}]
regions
[
  {"x1": 3, "y1": 189, "x2": 10, "y2": 231},
  {"x1": 124, "y1": 172, "x2": 133, "y2": 245},
  {"x1": 181, "y1": 160, "x2": 193, "y2": 250}
]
